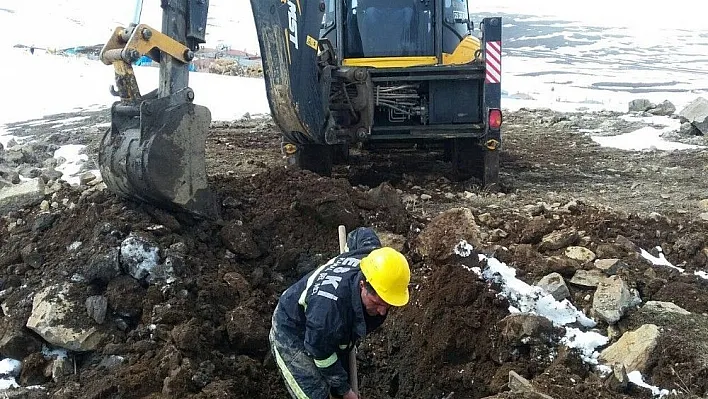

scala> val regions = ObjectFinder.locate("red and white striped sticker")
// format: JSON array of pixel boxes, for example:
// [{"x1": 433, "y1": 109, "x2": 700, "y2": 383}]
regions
[{"x1": 485, "y1": 41, "x2": 502, "y2": 84}]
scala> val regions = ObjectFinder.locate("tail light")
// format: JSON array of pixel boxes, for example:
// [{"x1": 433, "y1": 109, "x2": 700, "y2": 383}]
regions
[{"x1": 488, "y1": 108, "x2": 502, "y2": 129}]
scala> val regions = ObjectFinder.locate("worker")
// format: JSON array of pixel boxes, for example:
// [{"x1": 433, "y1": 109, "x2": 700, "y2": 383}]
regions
[{"x1": 269, "y1": 227, "x2": 411, "y2": 399}]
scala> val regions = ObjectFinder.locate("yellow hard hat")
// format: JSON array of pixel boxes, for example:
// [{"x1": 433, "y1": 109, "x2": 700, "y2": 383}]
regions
[{"x1": 360, "y1": 247, "x2": 410, "y2": 306}]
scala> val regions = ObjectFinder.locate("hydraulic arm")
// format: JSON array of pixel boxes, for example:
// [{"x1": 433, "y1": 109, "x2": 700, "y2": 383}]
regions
[{"x1": 98, "y1": 0, "x2": 215, "y2": 218}]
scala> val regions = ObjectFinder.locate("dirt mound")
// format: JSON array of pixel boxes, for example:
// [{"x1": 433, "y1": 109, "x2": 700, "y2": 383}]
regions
[
  {"x1": 3, "y1": 109, "x2": 708, "y2": 398},
  {"x1": 3, "y1": 168, "x2": 708, "y2": 398},
  {"x1": 359, "y1": 256, "x2": 513, "y2": 398},
  {"x1": 0, "y1": 168, "x2": 410, "y2": 398}
]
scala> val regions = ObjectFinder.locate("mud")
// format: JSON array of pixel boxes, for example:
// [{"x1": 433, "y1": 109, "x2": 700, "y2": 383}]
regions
[{"x1": 2, "y1": 108, "x2": 708, "y2": 398}]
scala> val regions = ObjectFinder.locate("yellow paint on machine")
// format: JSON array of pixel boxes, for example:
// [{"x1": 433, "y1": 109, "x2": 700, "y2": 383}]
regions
[
  {"x1": 342, "y1": 36, "x2": 481, "y2": 68},
  {"x1": 442, "y1": 35, "x2": 481, "y2": 65},
  {"x1": 306, "y1": 35, "x2": 318, "y2": 51},
  {"x1": 343, "y1": 56, "x2": 437, "y2": 68}
]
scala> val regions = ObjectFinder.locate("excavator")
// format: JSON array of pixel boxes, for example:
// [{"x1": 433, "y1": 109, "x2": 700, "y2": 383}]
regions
[{"x1": 98, "y1": 0, "x2": 502, "y2": 219}]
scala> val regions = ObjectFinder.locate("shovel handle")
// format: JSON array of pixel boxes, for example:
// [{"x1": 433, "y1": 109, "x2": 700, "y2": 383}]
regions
[
  {"x1": 337, "y1": 225, "x2": 359, "y2": 395},
  {"x1": 338, "y1": 225, "x2": 347, "y2": 254}
]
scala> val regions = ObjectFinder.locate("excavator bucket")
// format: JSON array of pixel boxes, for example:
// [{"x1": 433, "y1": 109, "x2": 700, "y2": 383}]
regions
[
  {"x1": 99, "y1": 88, "x2": 219, "y2": 219},
  {"x1": 250, "y1": 0, "x2": 329, "y2": 144}
]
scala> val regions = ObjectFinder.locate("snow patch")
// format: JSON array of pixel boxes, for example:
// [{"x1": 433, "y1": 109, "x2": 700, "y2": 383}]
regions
[
  {"x1": 627, "y1": 371, "x2": 674, "y2": 398},
  {"x1": 455, "y1": 241, "x2": 607, "y2": 366},
  {"x1": 54, "y1": 144, "x2": 88, "y2": 186}
]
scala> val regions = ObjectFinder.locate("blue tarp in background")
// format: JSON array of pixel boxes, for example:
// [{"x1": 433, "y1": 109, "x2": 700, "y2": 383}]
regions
[{"x1": 134, "y1": 55, "x2": 197, "y2": 71}]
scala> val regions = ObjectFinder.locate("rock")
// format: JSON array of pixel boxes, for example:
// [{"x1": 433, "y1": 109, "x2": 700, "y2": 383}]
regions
[
  {"x1": 0, "y1": 319, "x2": 43, "y2": 359},
  {"x1": 420, "y1": 194, "x2": 432, "y2": 200},
  {"x1": 628, "y1": 99, "x2": 654, "y2": 112},
  {"x1": 220, "y1": 221, "x2": 262, "y2": 259},
  {"x1": 368, "y1": 182, "x2": 406, "y2": 212},
  {"x1": 614, "y1": 235, "x2": 639, "y2": 253},
  {"x1": 679, "y1": 97, "x2": 708, "y2": 134},
  {"x1": 592, "y1": 276, "x2": 633, "y2": 324},
  {"x1": 82, "y1": 248, "x2": 121, "y2": 284},
  {"x1": 120, "y1": 235, "x2": 161, "y2": 280},
  {"x1": 378, "y1": 231, "x2": 407, "y2": 252},
  {"x1": 477, "y1": 212, "x2": 494, "y2": 226},
  {"x1": 508, "y1": 370, "x2": 534, "y2": 393},
  {"x1": 539, "y1": 228, "x2": 579, "y2": 252},
  {"x1": 595, "y1": 244, "x2": 625, "y2": 259},
  {"x1": 20, "y1": 243, "x2": 43, "y2": 269},
  {"x1": 520, "y1": 217, "x2": 554, "y2": 244},
  {"x1": 86, "y1": 295, "x2": 108, "y2": 324},
  {"x1": 536, "y1": 272, "x2": 570, "y2": 301},
  {"x1": 416, "y1": 207, "x2": 481, "y2": 260},
  {"x1": 523, "y1": 203, "x2": 548, "y2": 217},
  {"x1": 507, "y1": 371, "x2": 554, "y2": 399},
  {"x1": 499, "y1": 313, "x2": 555, "y2": 345},
  {"x1": 545, "y1": 256, "x2": 580, "y2": 277},
  {"x1": 0, "y1": 178, "x2": 45, "y2": 215},
  {"x1": 648, "y1": 100, "x2": 676, "y2": 116},
  {"x1": 31, "y1": 212, "x2": 58, "y2": 232},
  {"x1": 679, "y1": 121, "x2": 701, "y2": 136},
  {"x1": 564, "y1": 246, "x2": 596, "y2": 263},
  {"x1": 570, "y1": 269, "x2": 605, "y2": 287},
  {"x1": 642, "y1": 301, "x2": 690, "y2": 315},
  {"x1": 51, "y1": 356, "x2": 72, "y2": 382},
  {"x1": 599, "y1": 324, "x2": 660, "y2": 372},
  {"x1": 594, "y1": 259, "x2": 625, "y2": 275},
  {"x1": 604, "y1": 362, "x2": 630, "y2": 392},
  {"x1": 79, "y1": 172, "x2": 96, "y2": 185},
  {"x1": 26, "y1": 283, "x2": 106, "y2": 351},
  {"x1": 0, "y1": 387, "x2": 47, "y2": 399}
]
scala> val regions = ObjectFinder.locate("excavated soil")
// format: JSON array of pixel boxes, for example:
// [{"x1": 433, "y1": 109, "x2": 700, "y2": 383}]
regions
[{"x1": 2, "y1": 108, "x2": 708, "y2": 398}]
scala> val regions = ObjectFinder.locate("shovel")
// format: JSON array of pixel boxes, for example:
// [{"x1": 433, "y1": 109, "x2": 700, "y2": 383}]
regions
[{"x1": 338, "y1": 225, "x2": 359, "y2": 396}]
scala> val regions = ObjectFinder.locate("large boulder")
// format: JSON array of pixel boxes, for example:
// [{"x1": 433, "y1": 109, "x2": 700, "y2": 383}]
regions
[
  {"x1": 535, "y1": 272, "x2": 570, "y2": 301},
  {"x1": 628, "y1": 99, "x2": 654, "y2": 112},
  {"x1": 679, "y1": 97, "x2": 708, "y2": 135},
  {"x1": 26, "y1": 283, "x2": 107, "y2": 352},
  {"x1": 599, "y1": 324, "x2": 659, "y2": 372},
  {"x1": 0, "y1": 178, "x2": 45, "y2": 215},
  {"x1": 592, "y1": 275, "x2": 634, "y2": 324},
  {"x1": 648, "y1": 100, "x2": 676, "y2": 116}
]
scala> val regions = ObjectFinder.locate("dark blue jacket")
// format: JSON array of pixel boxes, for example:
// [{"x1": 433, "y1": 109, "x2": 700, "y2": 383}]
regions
[{"x1": 273, "y1": 228, "x2": 385, "y2": 396}]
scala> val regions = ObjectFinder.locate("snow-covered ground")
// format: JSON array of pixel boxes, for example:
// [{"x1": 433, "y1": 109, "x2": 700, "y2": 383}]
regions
[{"x1": 1, "y1": 1, "x2": 705, "y2": 179}]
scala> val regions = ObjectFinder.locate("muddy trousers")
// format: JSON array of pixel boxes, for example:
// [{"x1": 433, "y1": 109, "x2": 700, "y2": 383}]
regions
[{"x1": 269, "y1": 321, "x2": 334, "y2": 399}]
